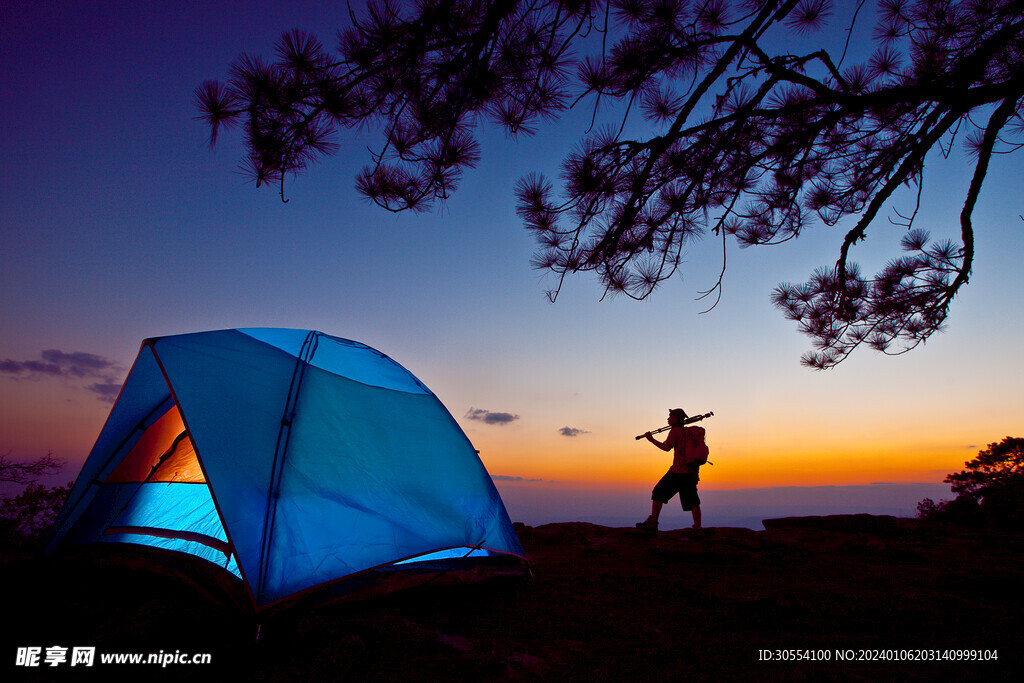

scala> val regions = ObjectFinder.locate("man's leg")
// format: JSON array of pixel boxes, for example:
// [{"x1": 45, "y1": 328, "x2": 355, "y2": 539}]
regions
[
  {"x1": 680, "y1": 476, "x2": 701, "y2": 529},
  {"x1": 638, "y1": 494, "x2": 664, "y2": 530},
  {"x1": 642, "y1": 474, "x2": 673, "y2": 529}
]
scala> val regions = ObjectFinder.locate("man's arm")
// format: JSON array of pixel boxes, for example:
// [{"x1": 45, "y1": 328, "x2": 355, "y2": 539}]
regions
[{"x1": 645, "y1": 426, "x2": 680, "y2": 452}]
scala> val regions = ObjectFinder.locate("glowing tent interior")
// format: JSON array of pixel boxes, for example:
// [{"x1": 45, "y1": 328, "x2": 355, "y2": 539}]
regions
[{"x1": 47, "y1": 329, "x2": 526, "y2": 609}]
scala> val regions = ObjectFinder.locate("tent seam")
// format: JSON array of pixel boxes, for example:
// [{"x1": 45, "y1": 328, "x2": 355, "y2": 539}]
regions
[
  {"x1": 256, "y1": 330, "x2": 318, "y2": 604},
  {"x1": 147, "y1": 337, "x2": 256, "y2": 611}
]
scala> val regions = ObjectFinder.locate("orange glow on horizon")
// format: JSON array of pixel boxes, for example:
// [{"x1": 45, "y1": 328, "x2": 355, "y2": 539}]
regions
[{"x1": 473, "y1": 422, "x2": 983, "y2": 491}]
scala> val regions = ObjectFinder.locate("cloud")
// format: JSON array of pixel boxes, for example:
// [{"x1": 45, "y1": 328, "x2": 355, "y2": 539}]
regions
[
  {"x1": 491, "y1": 475, "x2": 545, "y2": 482},
  {"x1": 465, "y1": 407, "x2": 520, "y2": 426},
  {"x1": 1, "y1": 349, "x2": 123, "y2": 402},
  {"x1": 2, "y1": 349, "x2": 119, "y2": 379},
  {"x1": 559, "y1": 426, "x2": 590, "y2": 437},
  {"x1": 40, "y1": 350, "x2": 119, "y2": 377},
  {"x1": 0, "y1": 358, "x2": 63, "y2": 376},
  {"x1": 87, "y1": 382, "x2": 122, "y2": 403}
]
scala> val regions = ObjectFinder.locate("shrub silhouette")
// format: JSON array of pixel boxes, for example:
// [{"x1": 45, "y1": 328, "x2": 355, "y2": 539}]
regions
[{"x1": 0, "y1": 453, "x2": 71, "y2": 550}]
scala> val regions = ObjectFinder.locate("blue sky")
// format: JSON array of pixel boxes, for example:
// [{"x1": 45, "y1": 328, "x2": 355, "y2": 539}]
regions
[{"x1": 2, "y1": 1, "x2": 1022, "y2": 523}]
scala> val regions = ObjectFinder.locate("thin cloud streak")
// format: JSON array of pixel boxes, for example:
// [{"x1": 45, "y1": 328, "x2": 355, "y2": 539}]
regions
[
  {"x1": 87, "y1": 382, "x2": 122, "y2": 403},
  {"x1": 1, "y1": 349, "x2": 123, "y2": 402},
  {"x1": 465, "y1": 407, "x2": 520, "y2": 426}
]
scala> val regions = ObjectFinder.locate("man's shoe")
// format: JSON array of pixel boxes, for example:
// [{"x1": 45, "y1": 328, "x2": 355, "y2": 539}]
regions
[{"x1": 635, "y1": 516, "x2": 658, "y2": 532}]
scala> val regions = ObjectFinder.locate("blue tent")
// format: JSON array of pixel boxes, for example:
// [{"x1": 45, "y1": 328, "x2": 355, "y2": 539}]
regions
[{"x1": 47, "y1": 329, "x2": 525, "y2": 609}]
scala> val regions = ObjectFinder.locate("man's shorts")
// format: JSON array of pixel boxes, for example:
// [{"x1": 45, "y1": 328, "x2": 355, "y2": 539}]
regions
[{"x1": 652, "y1": 471, "x2": 700, "y2": 510}]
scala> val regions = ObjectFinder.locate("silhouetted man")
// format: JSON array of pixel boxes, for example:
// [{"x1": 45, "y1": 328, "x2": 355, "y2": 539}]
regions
[{"x1": 636, "y1": 408, "x2": 703, "y2": 532}]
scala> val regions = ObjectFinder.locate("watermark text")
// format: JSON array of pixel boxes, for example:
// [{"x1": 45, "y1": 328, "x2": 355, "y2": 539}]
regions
[{"x1": 16, "y1": 646, "x2": 212, "y2": 668}]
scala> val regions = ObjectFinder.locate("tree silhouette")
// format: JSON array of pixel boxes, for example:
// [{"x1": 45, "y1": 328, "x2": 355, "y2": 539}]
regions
[
  {"x1": 0, "y1": 453, "x2": 69, "y2": 546},
  {"x1": 919, "y1": 437, "x2": 1024, "y2": 525},
  {"x1": 945, "y1": 436, "x2": 1024, "y2": 500},
  {"x1": 0, "y1": 451, "x2": 62, "y2": 485},
  {"x1": 0, "y1": 481, "x2": 73, "y2": 542},
  {"x1": 197, "y1": 0, "x2": 1024, "y2": 367}
]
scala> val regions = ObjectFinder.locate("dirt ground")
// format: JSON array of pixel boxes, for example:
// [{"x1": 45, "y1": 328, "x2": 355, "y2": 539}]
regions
[{"x1": 4, "y1": 515, "x2": 1021, "y2": 680}]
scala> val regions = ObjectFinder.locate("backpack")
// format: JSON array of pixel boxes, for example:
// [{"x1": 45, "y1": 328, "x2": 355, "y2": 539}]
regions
[{"x1": 688, "y1": 426, "x2": 710, "y2": 466}]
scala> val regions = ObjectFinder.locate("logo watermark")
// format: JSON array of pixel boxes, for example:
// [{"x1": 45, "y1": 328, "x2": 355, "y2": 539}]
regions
[{"x1": 16, "y1": 646, "x2": 211, "y2": 668}]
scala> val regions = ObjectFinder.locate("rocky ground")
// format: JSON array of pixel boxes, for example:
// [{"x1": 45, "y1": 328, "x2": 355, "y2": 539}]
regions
[{"x1": 5, "y1": 515, "x2": 1022, "y2": 680}]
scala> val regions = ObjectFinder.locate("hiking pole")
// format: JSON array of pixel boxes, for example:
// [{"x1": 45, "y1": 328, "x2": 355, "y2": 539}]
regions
[{"x1": 634, "y1": 411, "x2": 714, "y2": 439}]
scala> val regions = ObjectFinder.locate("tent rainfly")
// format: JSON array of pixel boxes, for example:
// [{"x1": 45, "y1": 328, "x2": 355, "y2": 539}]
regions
[{"x1": 47, "y1": 329, "x2": 526, "y2": 609}]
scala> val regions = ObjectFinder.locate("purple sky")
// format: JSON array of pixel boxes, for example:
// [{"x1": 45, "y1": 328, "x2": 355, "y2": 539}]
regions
[{"x1": 2, "y1": 1, "x2": 1022, "y2": 520}]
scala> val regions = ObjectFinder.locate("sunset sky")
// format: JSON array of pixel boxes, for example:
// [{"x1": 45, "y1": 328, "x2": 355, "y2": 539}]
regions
[{"x1": 2, "y1": 1, "x2": 1021, "y2": 525}]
